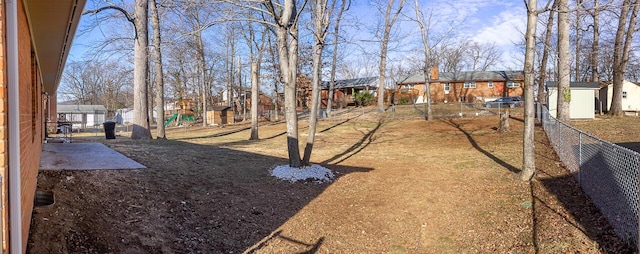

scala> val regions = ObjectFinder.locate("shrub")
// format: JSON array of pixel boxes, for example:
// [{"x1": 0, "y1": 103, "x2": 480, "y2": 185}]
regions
[{"x1": 355, "y1": 92, "x2": 375, "y2": 106}]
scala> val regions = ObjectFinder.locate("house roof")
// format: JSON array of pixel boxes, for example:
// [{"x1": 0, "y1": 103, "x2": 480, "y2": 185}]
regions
[
  {"x1": 25, "y1": 0, "x2": 87, "y2": 94},
  {"x1": 546, "y1": 81, "x2": 600, "y2": 89},
  {"x1": 58, "y1": 105, "x2": 107, "y2": 114},
  {"x1": 398, "y1": 70, "x2": 524, "y2": 84},
  {"x1": 211, "y1": 106, "x2": 232, "y2": 111},
  {"x1": 322, "y1": 77, "x2": 378, "y2": 90}
]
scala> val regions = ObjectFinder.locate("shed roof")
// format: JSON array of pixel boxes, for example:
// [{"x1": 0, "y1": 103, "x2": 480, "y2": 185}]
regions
[
  {"x1": 546, "y1": 81, "x2": 600, "y2": 89},
  {"x1": 322, "y1": 77, "x2": 378, "y2": 89},
  {"x1": 398, "y1": 70, "x2": 524, "y2": 84},
  {"x1": 210, "y1": 106, "x2": 232, "y2": 111},
  {"x1": 58, "y1": 105, "x2": 107, "y2": 114}
]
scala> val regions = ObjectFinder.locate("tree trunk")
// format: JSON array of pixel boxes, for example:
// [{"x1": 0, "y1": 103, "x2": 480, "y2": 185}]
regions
[
  {"x1": 303, "y1": 0, "x2": 329, "y2": 166},
  {"x1": 556, "y1": 0, "x2": 571, "y2": 121},
  {"x1": 250, "y1": 62, "x2": 260, "y2": 140},
  {"x1": 591, "y1": 0, "x2": 600, "y2": 83},
  {"x1": 150, "y1": 0, "x2": 165, "y2": 139},
  {"x1": 538, "y1": 0, "x2": 556, "y2": 105},
  {"x1": 610, "y1": 0, "x2": 638, "y2": 116},
  {"x1": 268, "y1": 0, "x2": 302, "y2": 167},
  {"x1": 519, "y1": 0, "x2": 538, "y2": 181},
  {"x1": 498, "y1": 110, "x2": 510, "y2": 133},
  {"x1": 377, "y1": 0, "x2": 405, "y2": 112},
  {"x1": 131, "y1": 0, "x2": 152, "y2": 139},
  {"x1": 413, "y1": 0, "x2": 432, "y2": 120},
  {"x1": 575, "y1": 0, "x2": 582, "y2": 80},
  {"x1": 327, "y1": 0, "x2": 348, "y2": 117}
]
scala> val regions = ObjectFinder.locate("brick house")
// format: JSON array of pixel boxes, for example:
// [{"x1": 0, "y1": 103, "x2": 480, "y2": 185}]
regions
[
  {"x1": 321, "y1": 77, "x2": 379, "y2": 108},
  {"x1": 1, "y1": 0, "x2": 85, "y2": 252},
  {"x1": 396, "y1": 68, "x2": 525, "y2": 104}
]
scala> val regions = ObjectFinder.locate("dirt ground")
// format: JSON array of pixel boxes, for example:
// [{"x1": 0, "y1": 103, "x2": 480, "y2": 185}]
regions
[{"x1": 27, "y1": 108, "x2": 633, "y2": 253}]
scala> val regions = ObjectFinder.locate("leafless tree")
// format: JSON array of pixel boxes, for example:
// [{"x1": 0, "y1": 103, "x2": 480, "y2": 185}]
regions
[
  {"x1": 263, "y1": 0, "x2": 307, "y2": 167},
  {"x1": 377, "y1": 0, "x2": 406, "y2": 112},
  {"x1": 60, "y1": 59, "x2": 133, "y2": 113},
  {"x1": 537, "y1": 0, "x2": 556, "y2": 105},
  {"x1": 84, "y1": 0, "x2": 152, "y2": 139},
  {"x1": 609, "y1": 0, "x2": 639, "y2": 116},
  {"x1": 240, "y1": 13, "x2": 269, "y2": 140},
  {"x1": 590, "y1": 0, "x2": 600, "y2": 83},
  {"x1": 326, "y1": 0, "x2": 350, "y2": 117},
  {"x1": 556, "y1": 0, "x2": 570, "y2": 121},
  {"x1": 150, "y1": 0, "x2": 166, "y2": 139},
  {"x1": 466, "y1": 42, "x2": 502, "y2": 72},
  {"x1": 520, "y1": 0, "x2": 552, "y2": 181},
  {"x1": 302, "y1": 0, "x2": 332, "y2": 165}
]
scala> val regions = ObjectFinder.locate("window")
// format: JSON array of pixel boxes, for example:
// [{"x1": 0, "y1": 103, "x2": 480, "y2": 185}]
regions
[
  {"x1": 507, "y1": 81, "x2": 520, "y2": 88},
  {"x1": 444, "y1": 83, "x2": 450, "y2": 94},
  {"x1": 623, "y1": 91, "x2": 627, "y2": 98},
  {"x1": 488, "y1": 81, "x2": 493, "y2": 88},
  {"x1": 405, "y1": 84, "x2": 415, "y2": 89},
  {"x1": 464, "y1": 82, "x2": 476, "y2": 88}
]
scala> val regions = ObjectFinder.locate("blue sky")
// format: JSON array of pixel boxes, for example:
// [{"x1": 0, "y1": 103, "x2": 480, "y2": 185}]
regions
[{"x1": 67, "y1": 0, "x2": 528, "y2": 70}]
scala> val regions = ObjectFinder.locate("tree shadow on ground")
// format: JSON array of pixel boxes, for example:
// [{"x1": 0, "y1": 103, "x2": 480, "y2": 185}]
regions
[
  {"x1": 28, "y1": 138, "x2": 372, "y2": 253},
  {"x1": 532, "y1": 134, "x2": 635, "y2": 253},
  {"x1": 321, "y1": 120, "x2": 384, "y2": 165},
  {"x1": 442, "y1": 118, "x2": 520, "y2": 173}
]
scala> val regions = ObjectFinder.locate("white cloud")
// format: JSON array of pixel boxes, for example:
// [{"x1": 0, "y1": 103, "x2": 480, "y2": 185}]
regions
[{"x1": 473, "y1": 7, "x2": 527, "y2": 46}]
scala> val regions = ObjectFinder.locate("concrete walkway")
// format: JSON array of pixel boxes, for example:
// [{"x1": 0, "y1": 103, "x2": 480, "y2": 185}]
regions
[{"x1": 40, "y1": 143, "x2": 146, "y2": 170}]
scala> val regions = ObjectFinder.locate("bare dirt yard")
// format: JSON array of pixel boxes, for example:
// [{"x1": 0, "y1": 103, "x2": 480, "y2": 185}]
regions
[{"x1": 28, "y1": 108, "x2": 633, "y2": 253}]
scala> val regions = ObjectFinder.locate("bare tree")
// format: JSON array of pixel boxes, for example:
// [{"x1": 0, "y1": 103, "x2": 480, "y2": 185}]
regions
[
  {"x1": 520, "y1": 0, "x2": 550, "y2": 181},
  {"x1": 60, "y1": 59, "x2": 132, "y2": 112},
  {"x1": 263, "y1": 0, "x2": 306, "y2": 167},
  {"x1": 556, "y1": 0, "x2": 570, "y2": 121},
  {"x1": 538, "y1": 0, "x2": 556, "y2": 105},
  {"x1": 609, "y1": 0, "x2": 639, "y2": 116},
  {"x1": 467, "y1": 42, "x2": 501, "y2": 71},
  {"x1": 326, "y1": 0, "x2": 350, "y2": 117},
  {"x1": 590, "y1": 0, "x2": 600, "y2": 83},
  {"x1": 413, "y1": 0, "x2": 432, "y2": 120},
  {"x1": 84, "y1": 0, "x2": 152, "y2": 139},
  {"x1": 150, "y1": 0, "x2": 166, "y2": 139},
  {"x1": 302, "y1": 0, "x2": 332, "y2": 165},
  {"x1": 241, "y1": 15, "x2": 268, "y2": 140},
  {"x1": 377, "y1": 0, "x2": 405, "y2": 112}
]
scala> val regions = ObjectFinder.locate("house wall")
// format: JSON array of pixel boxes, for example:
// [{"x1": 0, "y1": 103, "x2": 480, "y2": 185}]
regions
[
  {"x1": 398, "y1": 81, "x2": 524, "y2": 103},
  {"x1": 0, "y1": 1, "x2": 8, "y2": 251},
  {"x1": 548, "y1": 88, "x2": 596, "y2": 119},
  {"x1": 17, "y1": 0, "x2": 44, "y2": 250},
  {"x1": 605, "y1": 81, "x2": 640, "y2": 112}
]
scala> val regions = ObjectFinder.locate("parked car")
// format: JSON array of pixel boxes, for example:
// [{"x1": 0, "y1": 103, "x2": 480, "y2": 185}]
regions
[{"x1": 483, "y1": 97, "x2": 524, "y2": 108}]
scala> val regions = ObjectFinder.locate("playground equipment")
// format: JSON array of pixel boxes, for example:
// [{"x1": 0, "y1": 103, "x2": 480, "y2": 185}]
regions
[
  {"x1": 165, "y1": 99, "x2": 196, "y2": 127},
  {"x1": 164, "y1": 113, "x2": 195, "y2": 127}
]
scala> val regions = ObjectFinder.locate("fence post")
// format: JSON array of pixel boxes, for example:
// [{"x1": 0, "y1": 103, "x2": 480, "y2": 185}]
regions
[
  {"x1": 578, "y1": 132, "x2": 582, "y2": 185},
  {"x1": 558, "y1": 122, "x2": 562, "y2": 148}
]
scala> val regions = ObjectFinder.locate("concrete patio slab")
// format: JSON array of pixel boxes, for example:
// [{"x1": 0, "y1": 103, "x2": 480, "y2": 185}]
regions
[{"x1": 40, "y1": 143, "x2": 146, "y2": 170}]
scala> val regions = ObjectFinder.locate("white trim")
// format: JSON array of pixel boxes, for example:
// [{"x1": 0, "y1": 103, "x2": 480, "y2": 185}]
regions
[{"x1": 7, "y1": 0, "x2": 24, "y2": 253}]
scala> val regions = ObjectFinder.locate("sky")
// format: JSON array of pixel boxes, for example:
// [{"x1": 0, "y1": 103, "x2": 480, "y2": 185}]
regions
[
  {"x1": 344, "y1": 0, "x2": 528, "y2": 70},
  {"x1": 67, "y1": 0, "x2": 529, "y2": 74}
]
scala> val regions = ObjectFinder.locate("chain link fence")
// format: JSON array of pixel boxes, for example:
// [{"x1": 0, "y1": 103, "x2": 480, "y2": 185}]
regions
[{"x1": 537, "y1": 103, "x2": 640, "y2": 246}]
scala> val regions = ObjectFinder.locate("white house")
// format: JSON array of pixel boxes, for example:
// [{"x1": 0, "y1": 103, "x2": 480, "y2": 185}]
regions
[
  {"x1": 599, "y1": 80, "x2": 640, "y2": 114},
  {"x1": 547, "y1": 82, "x2": 600, "y2": 119},
  {"x1": 115, "y1": 108, "x2": 158, "y2": 125},
  {"x1": 57, "y1": 105, "x2": 107, "y2": 130}
]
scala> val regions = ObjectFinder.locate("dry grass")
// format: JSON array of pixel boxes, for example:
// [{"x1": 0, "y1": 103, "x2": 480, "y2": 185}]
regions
[{"x1": 28, "y1": 108, "x2": 632, "y2": 253}]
